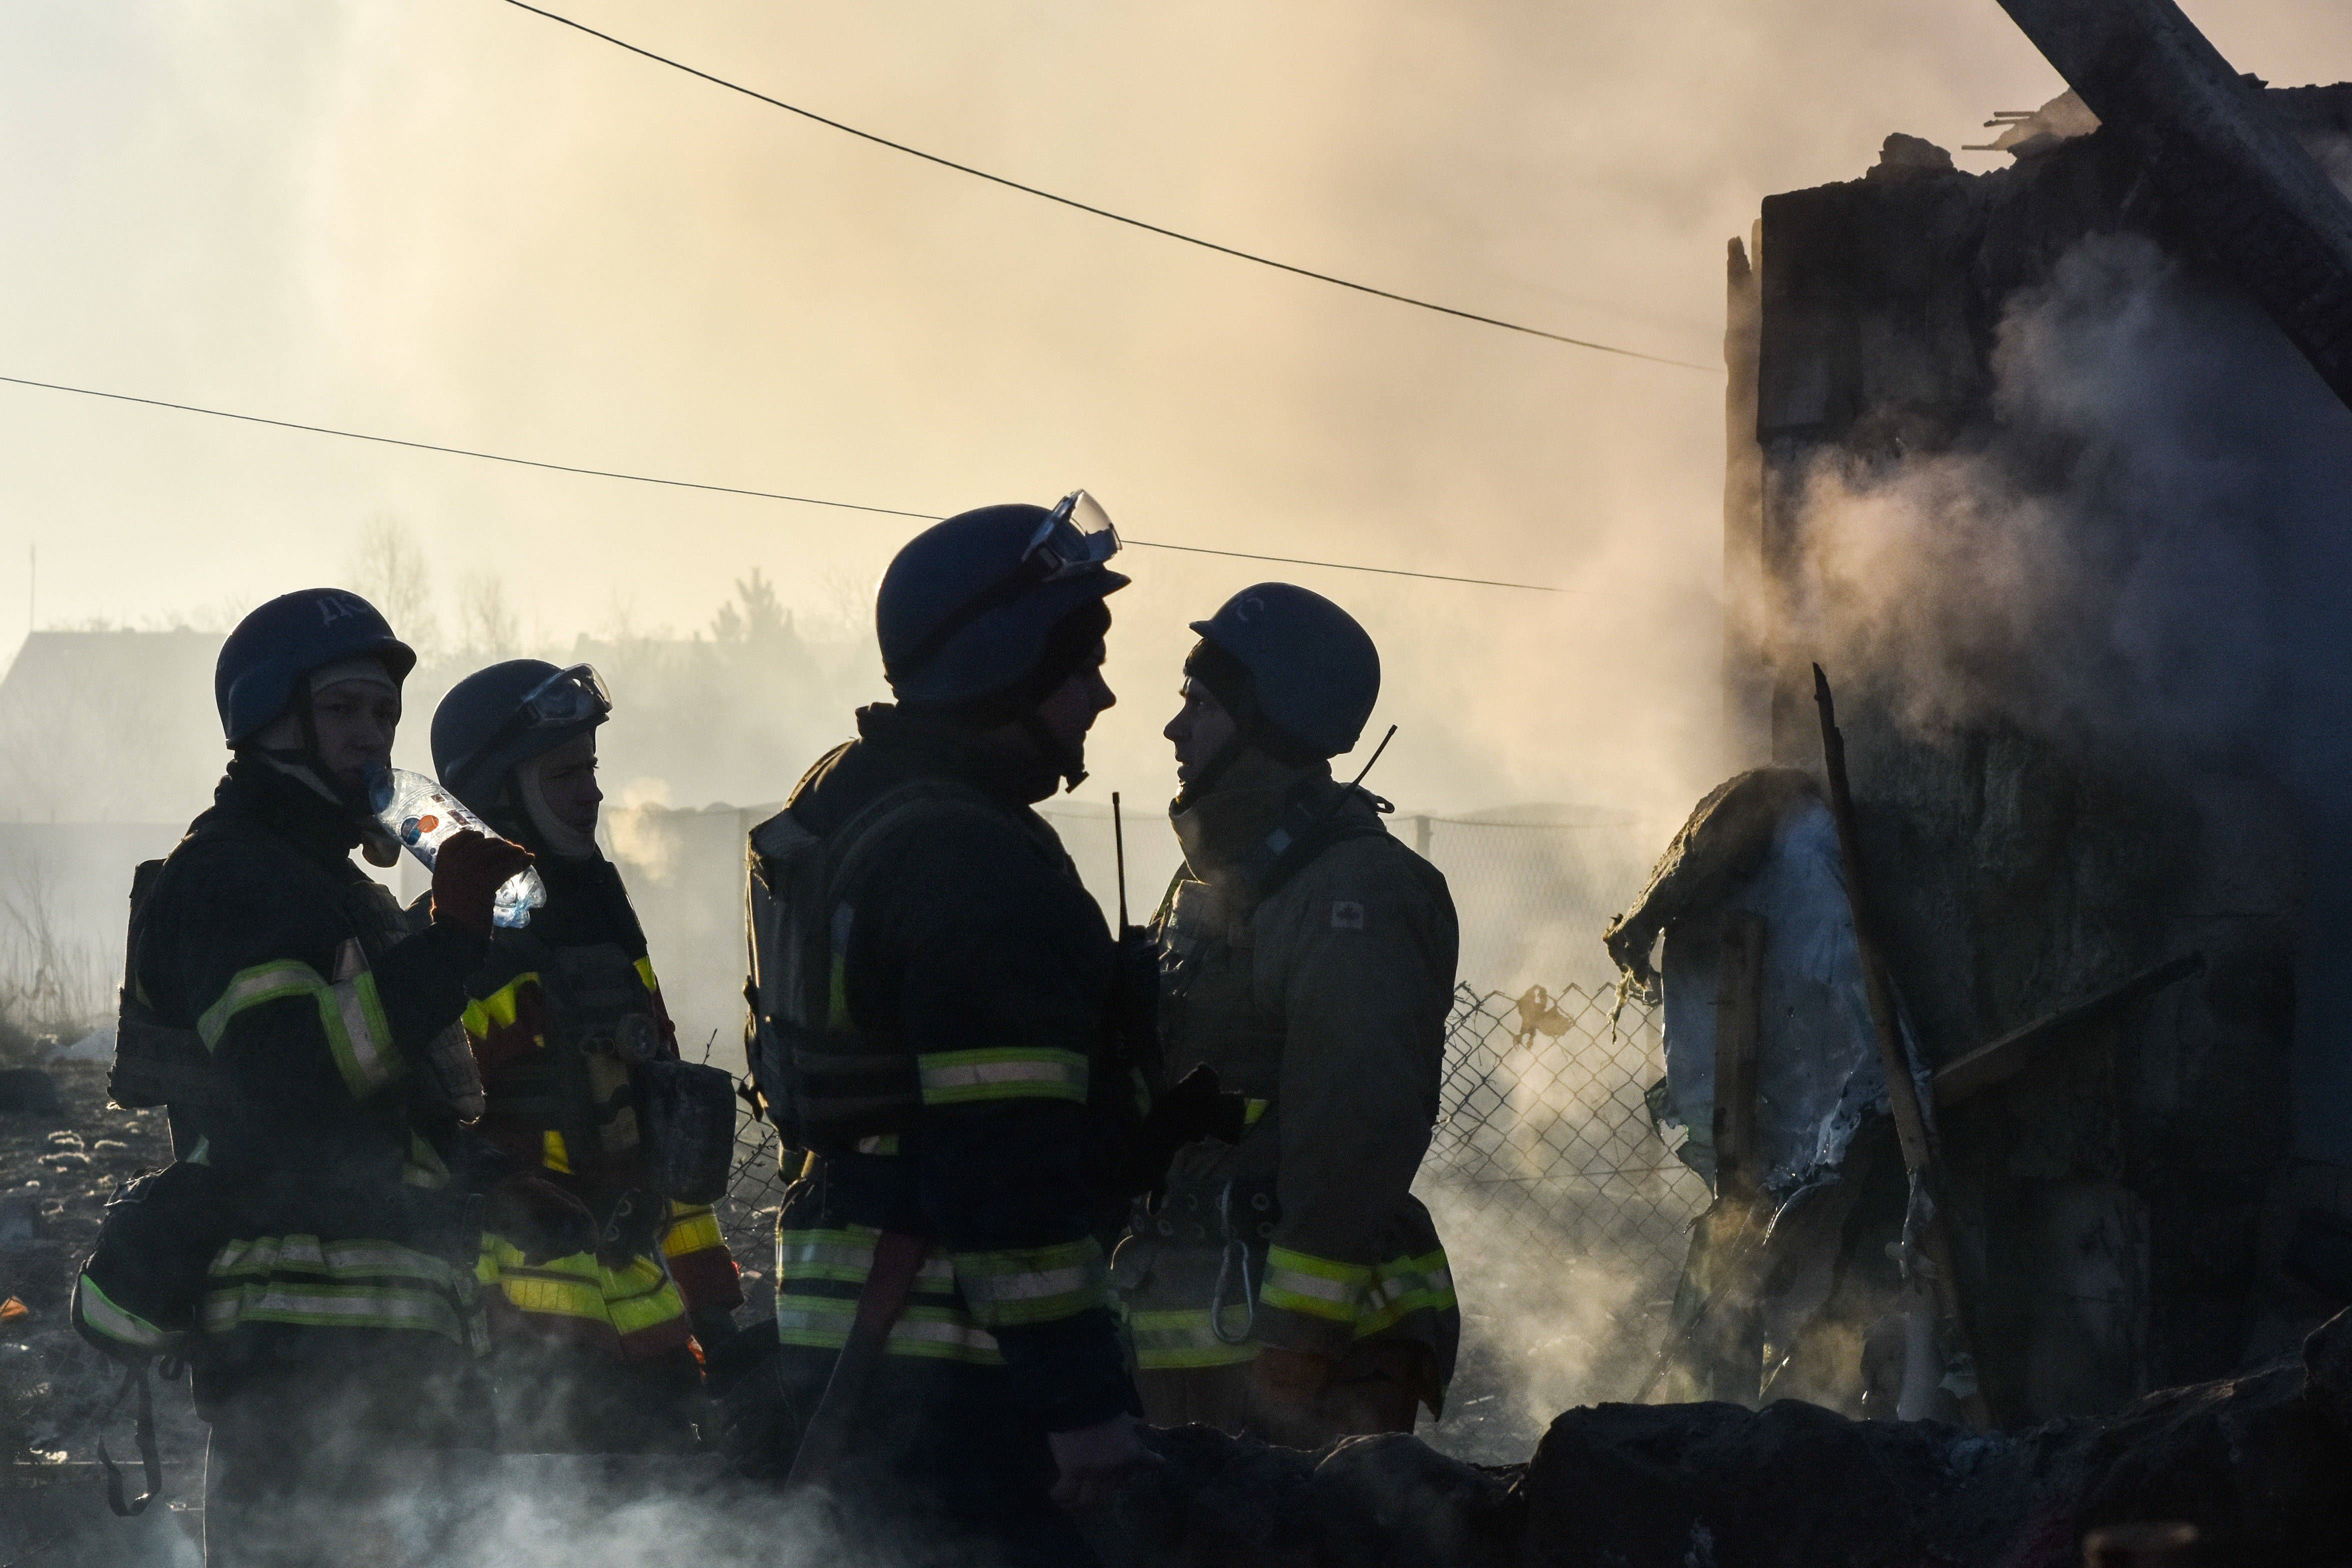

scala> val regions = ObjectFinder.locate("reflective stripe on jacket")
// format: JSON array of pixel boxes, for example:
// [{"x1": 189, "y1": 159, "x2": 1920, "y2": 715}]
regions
[
  {"x1": 1120, "y1": 758, "x2": 1461, "y2": 1407},
  {"x1": 462, "y1": 937, "x2": 743, "y2": 1327}
]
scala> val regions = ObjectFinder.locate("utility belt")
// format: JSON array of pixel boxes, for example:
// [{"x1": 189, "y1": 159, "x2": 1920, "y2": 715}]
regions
[{"x1": 1131, "y1": 1174, "x2": 1280, "y2": 1348}]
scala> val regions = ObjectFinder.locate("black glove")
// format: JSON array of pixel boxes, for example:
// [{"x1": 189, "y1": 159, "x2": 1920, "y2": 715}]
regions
[
  {"x1": 484, "y1": 1174, "x2": 597, "y2": 1265},
  {"x1": 1121, "y1": 1064, "x2": 1250, "y2": 1201}
]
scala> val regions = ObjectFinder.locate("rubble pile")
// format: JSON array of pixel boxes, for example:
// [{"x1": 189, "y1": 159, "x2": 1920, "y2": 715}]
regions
[{"x1": 1088, "y1": 1309, "x2": 2349, "y2": 1567}]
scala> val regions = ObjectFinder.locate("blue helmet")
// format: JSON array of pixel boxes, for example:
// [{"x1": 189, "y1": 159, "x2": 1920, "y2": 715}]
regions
[
  {"x1": 215, "y1": 588, "x2": 417, "y2": 746},
  {"x1": 877, "y1": 494, "x2": 1128, "y2": 707},
  {"x1": 432, "y1": 660, "x2": 612, "y2": 811},
  {"x1": 1189, "y1": 583, "x2": 1380, "y2": 758}
]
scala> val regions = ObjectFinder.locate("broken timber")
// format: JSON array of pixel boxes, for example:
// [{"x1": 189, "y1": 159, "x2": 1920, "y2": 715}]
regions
[
  {"x1": 1933, "y1": 952, "x2": 2205, "y2": 1107},
  {"x1": 1813, "y1": 665, "x2": 1993, "y2": 1427},
  {"x1": 1993, "y1": 0, "x2": 2352, "y2": 415}
]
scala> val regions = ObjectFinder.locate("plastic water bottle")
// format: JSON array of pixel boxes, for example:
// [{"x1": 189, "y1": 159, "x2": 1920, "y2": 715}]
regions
[{"x1": 369, "y1": 768, "x2": 545, "y2": 929}]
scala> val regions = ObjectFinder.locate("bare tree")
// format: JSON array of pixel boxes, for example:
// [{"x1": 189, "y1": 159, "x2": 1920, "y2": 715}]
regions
[
  {"x1": 348, "y1": 516, "x2": 442, "y2": 656},
  {"x1": 457, "y1": 572, "x2": 521, "y2": 661}
]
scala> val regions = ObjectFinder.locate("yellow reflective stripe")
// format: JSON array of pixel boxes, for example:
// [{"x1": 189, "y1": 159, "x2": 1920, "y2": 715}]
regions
[
  {"x1": 401, "y1": 1133, "x2": 451, "y2": 1190},
  {"x1": 634, "y1": 957, "x2": 661, "y2": 998},
  {"x1": 774, "y1": 1296, "x2": 1003, "y2": 1363},
  {"x1": 826, "y1": 953, "x2": 849, "y2": 1031},
  {"x1": 776, "y1": 1228, "x2": 959, "y2": 1292},
  {"x1": 952, "y1": 1238, "x2": 1107, "y2": 1328},
  {"x1": 477, "y1": 1238, "x2": 688, "y2": 1335},
  {"x1": 1124, "y1": 1306, "x2": 1260, "y2": 1369},
  {"x1": 915, "y1": 1047, "x2": 1088, "y2": 1107},
  {"x1": 463, "y1": 973, "x2": 537, "y2": 1037},
  {"x1": 542, "y1": 1129, "x2": 572, "y2": 1174},
  {"x1": 854, "y1": 1134, "x2": 901, "y2": 1156},
  {"x1": 1354, "y1": 1247, "x2": 1458, "y2": 1337},
  {"x1": 661, "y1": 1204, "x2": 724, "y2": 1259},
  {"x1": 197, "y1": 959, "x2": 403, "y2": 1098},
  {"x1": 1260, "y1": 1245, "x2": 1371, "y2": 1323},
  {"x1": 202, "y1": 1282, "x2": 470, "y2": 1339},
  {"x1": 208, "y1": 1235, "x2": 467, "y2": 1288},
  {"x1": 75, "y1": 1274, "x2": 175, "y2": 1351},
  {"x1": 1244, "y1": 1097, "x2": 1270, "y2": 1127}
]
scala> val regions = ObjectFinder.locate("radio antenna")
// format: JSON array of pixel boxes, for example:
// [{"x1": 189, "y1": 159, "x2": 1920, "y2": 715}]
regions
[
  {"x1": 1347, "y1": 726, "x2": 1399, "y2": 791},
  {"x1": 1111, "y1": 791, "x2": 1130, "y2": 930}
]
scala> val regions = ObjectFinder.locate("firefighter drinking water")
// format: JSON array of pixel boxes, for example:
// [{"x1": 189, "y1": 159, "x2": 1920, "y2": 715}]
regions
[
  {"x1": 75, "y1": 589, "x2": 530, "y2": 1564},
  {"x1": 429, "y1": 659, "x2": 745, "y2": 1452},
  {"x1": 1112, "y1": 584, "x2": 1462, "y2": 1447}
]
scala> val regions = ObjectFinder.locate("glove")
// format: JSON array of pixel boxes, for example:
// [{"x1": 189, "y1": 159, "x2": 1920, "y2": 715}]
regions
[
  {"x1": 484, "y1": 1174, "x2": 596, "y2": 1265},
  {"x1": 431, "y1": 829, "x2": 534, "y2": 938},
  {"x1": 1121, "y1": 1064, "x2": 1251, "y2": 1201}
]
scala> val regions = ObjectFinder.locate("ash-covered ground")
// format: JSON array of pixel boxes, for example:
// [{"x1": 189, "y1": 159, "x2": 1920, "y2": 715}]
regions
[{"x1": 1, "y1": 1059, "x2": 205, "y2": 1563}]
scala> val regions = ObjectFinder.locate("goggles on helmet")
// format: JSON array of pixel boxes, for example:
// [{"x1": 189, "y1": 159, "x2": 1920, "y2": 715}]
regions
[
  {"x1": 1024, "y1": 490, "x2": 1121, "y2": 581},
  {"x1": 445, "y1": 663, "x2": 612, "y2": 788},
  {"x1": 894, "y1": 491, "x2": 1121, "y2": 678}
]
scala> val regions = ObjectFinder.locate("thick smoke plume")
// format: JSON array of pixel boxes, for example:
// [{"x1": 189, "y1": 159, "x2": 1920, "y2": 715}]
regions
[{"x1": 1780, "y1": 230, "x2": 2352, "y2": 777}]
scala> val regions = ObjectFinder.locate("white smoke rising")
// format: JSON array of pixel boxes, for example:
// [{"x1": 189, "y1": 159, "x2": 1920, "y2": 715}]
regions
[{"x1": 1780, "y1": 230, "x2": 2352, "y2": 779}]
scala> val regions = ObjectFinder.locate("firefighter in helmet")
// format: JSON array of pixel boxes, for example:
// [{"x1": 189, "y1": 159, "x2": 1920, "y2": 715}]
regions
[
  {"x1": 84, "y1": 588, "x2": 529, "y2": 1563},
  {"x1": 1112, "y1": 583, "x2": 1461, "y2": 1447},
  {"x1": 430, "y1": 660, "x2": 744, "y2": 1451},
  {"x1": 744, "y1": 494, "x2": 1155, "y2": 1564}
]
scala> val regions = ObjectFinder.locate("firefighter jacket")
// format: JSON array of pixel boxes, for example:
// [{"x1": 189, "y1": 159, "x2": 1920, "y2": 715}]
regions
[
  {"x1": 1115, "y1": 751, "x2": 1461, "y2": 1408},
  {"x1": 113, "y1": 755, "x2": 490, "y2": 1419},
  {"x1": 765, "y1": 704, "x2": 1141, "y2": 1435},
  {"x1": 461, "y1": 852, "x2": 743, "y2": 1362}
]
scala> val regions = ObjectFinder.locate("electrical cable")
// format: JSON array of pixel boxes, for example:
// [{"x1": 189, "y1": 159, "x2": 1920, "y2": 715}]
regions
[
  {"x1": 0, "y1": 372, "x2": 1578, "y2": 593},
  {"x1": 498, "y1": 0, "x2": 1720, "y2": 375}
]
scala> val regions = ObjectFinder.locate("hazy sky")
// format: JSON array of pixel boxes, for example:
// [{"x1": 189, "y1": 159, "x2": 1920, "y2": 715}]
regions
[{"x1": 6, "y1": 0, "x2": 2351, "y2": 816}]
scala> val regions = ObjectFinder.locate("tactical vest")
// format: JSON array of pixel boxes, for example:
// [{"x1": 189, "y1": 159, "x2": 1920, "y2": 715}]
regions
[
  {"x1": 744, "y1": 779, "x2": 1013, "y2": 1156},
  {"x1": 475, "y1": 936, "x2": 735, "y2": 1206}
]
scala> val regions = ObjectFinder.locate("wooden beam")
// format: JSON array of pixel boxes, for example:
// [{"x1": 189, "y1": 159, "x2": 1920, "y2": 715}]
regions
[{"x1": 1934, "y1": 953, "x2": 2204, "y2": 1107}]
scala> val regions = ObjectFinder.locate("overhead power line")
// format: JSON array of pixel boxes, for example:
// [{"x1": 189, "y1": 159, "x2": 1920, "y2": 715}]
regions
[
  {"x1": 498, "y1": 0, "x2": 1719, "y2": 375},
  {"x1": 0, "y1": 373, "x2": 1576, "y2": 593}
]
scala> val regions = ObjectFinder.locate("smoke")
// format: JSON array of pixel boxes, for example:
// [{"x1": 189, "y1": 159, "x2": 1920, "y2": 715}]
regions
[{"x1": 1777, "y1": 230, "x2": 2352, "y2": 780}]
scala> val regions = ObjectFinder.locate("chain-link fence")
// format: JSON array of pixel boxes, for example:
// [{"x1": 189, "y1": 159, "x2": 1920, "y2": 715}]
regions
[{"x1": 1420, "y1": 980, "x2": 1706, "y2": 1260}]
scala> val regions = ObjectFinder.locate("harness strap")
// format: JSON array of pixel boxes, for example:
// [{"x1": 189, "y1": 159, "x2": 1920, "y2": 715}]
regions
[{"x1": 97, "y1": 1360, "x2": 163, "y2": 1517}]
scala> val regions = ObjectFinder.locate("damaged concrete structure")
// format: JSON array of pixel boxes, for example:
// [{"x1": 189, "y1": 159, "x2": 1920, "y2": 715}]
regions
[{"x1": 1714, "y1": 9, "x2": 2352, "y2": 1426}]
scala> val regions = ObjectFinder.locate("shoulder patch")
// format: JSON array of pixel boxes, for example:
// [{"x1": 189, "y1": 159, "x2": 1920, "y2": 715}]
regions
[{"x1": 1331, "y1": 900, "x2": 1366, "y2": 931}]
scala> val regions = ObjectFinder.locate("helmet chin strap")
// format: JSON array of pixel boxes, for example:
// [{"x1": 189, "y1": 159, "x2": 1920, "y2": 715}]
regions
[
  {"x1": 251, "y1": 688, "x2": 379, "y2": 819},
  {"x1": 1171, "y1": 730, "x2": 1251, "y2": 811},
  {"x1": 515, "y1": 760, "x2": 599, "y2": 859}
]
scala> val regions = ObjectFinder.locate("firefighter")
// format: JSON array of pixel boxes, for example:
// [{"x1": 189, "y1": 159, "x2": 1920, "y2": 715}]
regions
[
  {"x1": 429, "y1": 659, "x2": 745, "y2": 1452},
  {"x1": 1112, "y1": 583, "x2": 1462, "y2": 1448},
  {"x1": 130, "y1": 589, "x2": 529, "y2": 1564},
  {"x1": 743, "y1": 493, "x2": 1150, "y2": 1565}
]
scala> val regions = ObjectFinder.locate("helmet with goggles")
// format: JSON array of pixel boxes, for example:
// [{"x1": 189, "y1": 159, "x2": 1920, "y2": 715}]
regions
[
  {"x1": 431, "y1": 660, "x2": 612, "y2": 810},
  {"x1": 879, "y1": 491, "x2": 1128, "y2": 707}
]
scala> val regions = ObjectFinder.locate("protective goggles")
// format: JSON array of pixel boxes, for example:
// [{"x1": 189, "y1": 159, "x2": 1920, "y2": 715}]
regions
[
  {"x1": 894, "y1": 491, "x2": 1122, "y2": 677},
  {"x1": 444, "y1": 663, "x2": 612, "y2": 788},
  {"x1": 1024, "y1": 490, "x2": 1121, "y2": 580}
]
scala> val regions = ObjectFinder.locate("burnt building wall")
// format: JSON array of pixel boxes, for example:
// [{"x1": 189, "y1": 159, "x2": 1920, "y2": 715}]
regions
[{"x1": 1733, "y1": 91, "x2": 2352, "y2": 1417}]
